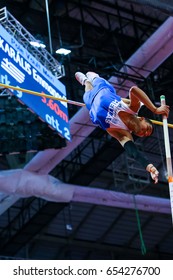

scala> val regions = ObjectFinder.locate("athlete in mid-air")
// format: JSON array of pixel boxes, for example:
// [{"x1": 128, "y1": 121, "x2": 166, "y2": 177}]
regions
[{"x1": 75, "y1": 71, "x2": 170, "y2": 183}]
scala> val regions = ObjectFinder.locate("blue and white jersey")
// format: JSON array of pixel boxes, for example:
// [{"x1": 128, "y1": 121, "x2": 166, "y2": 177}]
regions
[{"x1": 83, "y1": 77, "x2": 137, "y2": 131}]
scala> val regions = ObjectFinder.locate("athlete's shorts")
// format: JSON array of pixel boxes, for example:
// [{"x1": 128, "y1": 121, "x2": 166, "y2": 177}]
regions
[{"x1": 85, "y1": 78, "x2": 121, "y2": 130}]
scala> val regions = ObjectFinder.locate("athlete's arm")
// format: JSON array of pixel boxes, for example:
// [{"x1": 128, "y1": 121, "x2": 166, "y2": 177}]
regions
[
  {"x1": 106, "y1": 128, "x2": 159, "y2": 183},
  {"x1": 129, "y1": 86, "x2": 169, "y2": 117}
]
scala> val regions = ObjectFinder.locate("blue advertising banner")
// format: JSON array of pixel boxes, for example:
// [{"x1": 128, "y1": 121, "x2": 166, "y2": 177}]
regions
[{"x1": 0, "y1": 24, "x2": 71, "y2": 141}]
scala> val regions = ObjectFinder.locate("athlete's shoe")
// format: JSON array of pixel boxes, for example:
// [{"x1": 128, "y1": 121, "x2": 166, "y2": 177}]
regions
[
  {"x1": 86, "y1": 71, "x2": 99, "y2": 83},
  {"x1": 75, "y1": 72, "x2": 87, "y2": 85}
]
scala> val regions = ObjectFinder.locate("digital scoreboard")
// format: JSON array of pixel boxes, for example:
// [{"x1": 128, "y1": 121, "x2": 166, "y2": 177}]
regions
[{"x1": 0, "y1": 24, "x2": 70, "y2": 141}]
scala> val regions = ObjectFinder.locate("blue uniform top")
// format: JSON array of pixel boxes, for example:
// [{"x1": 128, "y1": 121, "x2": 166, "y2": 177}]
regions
[{"x1": 83, "y1": 77, "x2": 136, "y2": 131}]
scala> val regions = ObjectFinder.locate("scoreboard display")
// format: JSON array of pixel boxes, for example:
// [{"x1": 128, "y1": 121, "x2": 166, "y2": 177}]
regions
[{"x1": 0, "y1": 25, "x2": 70, "y2": 141}]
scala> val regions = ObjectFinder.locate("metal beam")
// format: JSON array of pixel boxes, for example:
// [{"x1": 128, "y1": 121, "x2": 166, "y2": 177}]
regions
[{"x1": 0, "y1": 169, "x2": 171, "y2": 214}]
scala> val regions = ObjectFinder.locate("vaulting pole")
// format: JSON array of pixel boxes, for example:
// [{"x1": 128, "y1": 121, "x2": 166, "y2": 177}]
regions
[
  {"x1": 160, "y1": 95, "x2": 173, "y2": 223},
  {"x1": 1, "y1": 83, "x2": 173, "y2": 128},
  {"x1": 151, "y1": 119, "x2": 173, "y2": 129},
  {"x1": 0, "y1": 83, "x2": 85, "y2": 107}
]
